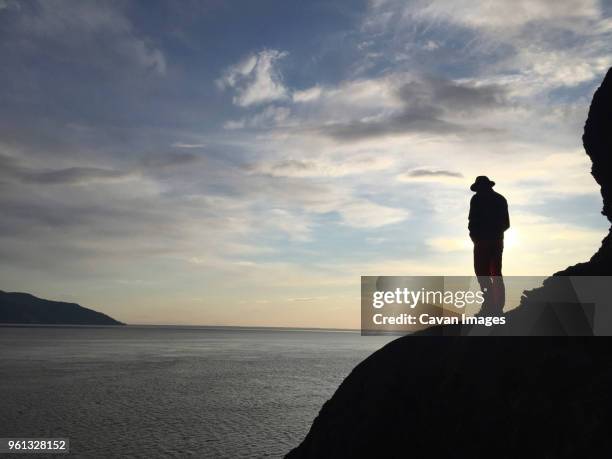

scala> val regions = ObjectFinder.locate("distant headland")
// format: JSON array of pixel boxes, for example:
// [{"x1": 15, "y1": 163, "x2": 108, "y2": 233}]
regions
[{"x1": 0, "y1": 290, "x2": 124, "y2": 325}]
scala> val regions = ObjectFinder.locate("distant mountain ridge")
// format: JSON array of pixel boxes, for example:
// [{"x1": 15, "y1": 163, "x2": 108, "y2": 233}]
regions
[{"x1": 0, "y1": 290, "x2": 124, "y2": 325}]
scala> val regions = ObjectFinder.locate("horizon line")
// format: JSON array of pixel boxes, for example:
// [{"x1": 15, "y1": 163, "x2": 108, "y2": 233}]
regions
[{"x1": 0, "y1": 323, "x2": 364, "y2": 333}]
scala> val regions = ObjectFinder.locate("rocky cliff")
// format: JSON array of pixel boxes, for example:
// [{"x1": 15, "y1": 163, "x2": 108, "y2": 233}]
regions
[
  {"x1": 557, "y1": 67, "x2": 612, "y2": 275},
  {"x1": 287, "y1": 68, "x2": 612, "y2": 458}
]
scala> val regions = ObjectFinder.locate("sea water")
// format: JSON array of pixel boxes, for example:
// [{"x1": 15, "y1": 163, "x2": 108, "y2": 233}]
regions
[{"x1": 0, "y1": 326, "x2": 393, "y2": 458}]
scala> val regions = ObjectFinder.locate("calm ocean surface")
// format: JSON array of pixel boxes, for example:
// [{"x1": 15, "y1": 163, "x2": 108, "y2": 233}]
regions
[{"x1": 0, "y1": 326, "x2": 393, "y2": 458}]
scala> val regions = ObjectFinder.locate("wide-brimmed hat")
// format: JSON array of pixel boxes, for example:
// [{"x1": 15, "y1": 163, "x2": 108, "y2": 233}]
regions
[{"x1": 470, "y1": 175, "x2": 495, "y2": 192}]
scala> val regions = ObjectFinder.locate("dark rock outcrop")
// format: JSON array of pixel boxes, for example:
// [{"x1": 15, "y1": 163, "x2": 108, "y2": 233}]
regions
[
  {"x1": 287, "y1": 68, "x2": 612, "y2": 458},
  {"x1": 287, "y1": 338, "x2": 611, "y2": 458},
  {"x1": 557, "y1": 67, "x2": 612, "y2": 275},
  {"x1": 0, "y1": 290, "x2": 124, "y2": 325}
]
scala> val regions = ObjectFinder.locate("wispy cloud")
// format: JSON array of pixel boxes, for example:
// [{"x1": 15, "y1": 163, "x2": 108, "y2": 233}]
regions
[
  {"x1": 405, "y1": 169, "x2": 463, "y2": 178},
  {"x1": 171, "y1": 142, "x2": 206, "y2": 149},
  {"x1": 280, "y1": 75, "x2": 509, "y2": 143},
  {"x1": 217, "y1": 49, "x2": 289, "y2": 106},
  {"x1": 0, "y1": 154, "x2": 133, "y2": 185},
  {"x1": 397, "y1": 169, "x2": 464, "y2": 184}
]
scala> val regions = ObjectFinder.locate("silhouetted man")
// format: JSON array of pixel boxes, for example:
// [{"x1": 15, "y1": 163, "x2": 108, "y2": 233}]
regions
[{"x1": 468, "y1": 176, "x2": 510, "y2": 314}]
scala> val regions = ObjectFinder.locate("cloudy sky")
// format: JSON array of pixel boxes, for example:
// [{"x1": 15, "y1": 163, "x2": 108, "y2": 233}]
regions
[{"x1": 1, "y1": 0, "x2": 611, "y2": 327}]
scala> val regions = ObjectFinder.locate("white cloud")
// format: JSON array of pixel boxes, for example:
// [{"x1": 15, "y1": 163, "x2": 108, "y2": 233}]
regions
[
  {"x1": 397, "y1": 168, "x2": 463, "y2": 183},
  {"x1": 364, "y1": 0, "x2": 611, "y2": 92},
  {"x1": 422, "y1": 40, "x2": 440, "y2": 51},
  {"x1": 293, "y1": 86, "x2": 322, "y2": 103},
  {"x1": 223, "y1": 105, "x2": 291, "y2": 129},
  {"x1": 171, "y1": 142, "x2": 206, "y2": 149},
  {"x1": 507, "y1": 47, "x2": 611, "y2": 89},
  {"x1": 124, "y1": 39, "x2": 166, "y2": 75},
  {"x1": 251, "y1": 106, "x2": 291, "y2": 127},
  {"x1": 253, "y1": 155, "x2": 394, "y2": 178},
  {"x1": 413, "y1": 0, "x2": 601, "y2": 30},
  {"x1": 218, "y1": 49, "x2": 289, "y2": 106},
  {"x1": 338, "y1": 200, "x2": 409, "y2": 228}
]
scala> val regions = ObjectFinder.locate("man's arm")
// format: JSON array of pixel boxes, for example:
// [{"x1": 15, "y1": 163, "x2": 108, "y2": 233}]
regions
[
  {"x1": 468, "y1": 196, "x2": 474, "y2": 229},
  {"x1": 502, "y1": 197, "x2": 510, "y2": 232},
  {"x1": 468, "y1": 195, "x2": 476, "y2": 240}
]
